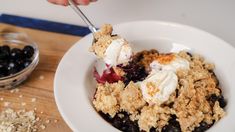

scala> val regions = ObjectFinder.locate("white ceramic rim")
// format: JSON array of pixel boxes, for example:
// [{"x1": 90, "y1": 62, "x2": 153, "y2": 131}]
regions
[{"x1": 54, "y1": 20, "x2": 235, "y2": 132}]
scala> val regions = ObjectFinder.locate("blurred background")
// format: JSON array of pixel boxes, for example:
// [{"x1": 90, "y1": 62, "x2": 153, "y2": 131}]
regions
[{"x1": 0, "y1": 0, "x2": 235, "y2": 46}]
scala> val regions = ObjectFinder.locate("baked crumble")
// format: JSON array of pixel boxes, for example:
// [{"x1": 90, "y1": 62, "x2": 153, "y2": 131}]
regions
[{"x1": 91, "y1": 25, "x2": 226, "y2": 132}]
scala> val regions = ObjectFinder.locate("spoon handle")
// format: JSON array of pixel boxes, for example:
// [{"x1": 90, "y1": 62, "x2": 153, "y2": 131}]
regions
[{"x1": 68, "y1": 0, "x2": 97, "y2": 34}]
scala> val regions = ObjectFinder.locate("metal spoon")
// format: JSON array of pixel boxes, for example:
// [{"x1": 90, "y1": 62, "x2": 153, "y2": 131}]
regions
[{"x1": 68, "y1": 0, "x2": 97, "y2": 34}]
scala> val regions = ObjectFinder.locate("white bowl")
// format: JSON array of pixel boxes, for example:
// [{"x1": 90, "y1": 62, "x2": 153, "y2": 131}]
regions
[{"x1": 54, "y1": 21, "x2": 235, "y2": 132}]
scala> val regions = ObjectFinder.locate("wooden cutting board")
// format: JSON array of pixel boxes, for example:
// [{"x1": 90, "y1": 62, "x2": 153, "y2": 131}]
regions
[{"x1": 0, "y1": 23, "x2": 81, "y2": 132}]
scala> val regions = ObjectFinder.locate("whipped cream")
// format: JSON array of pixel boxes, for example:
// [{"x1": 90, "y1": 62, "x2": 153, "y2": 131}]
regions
[
  {"x1": 94, "y1": 59, "x2": 109, "y2": 76},
  {"x1": 140, "y1": 54, "x2": 190, "y2": 105},
  {"x1": 150, "y1": 55, "x2": 190, "y2": 72},
  {"x1": 139, "y1": 70, "x2": 178, "y2": 105},
  {"x1": 104, "y1": 39, "x2": 132, "y2": 66}
]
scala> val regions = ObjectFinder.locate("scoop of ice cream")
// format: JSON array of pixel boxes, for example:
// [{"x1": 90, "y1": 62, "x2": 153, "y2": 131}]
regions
[{"x1": 139, "y1": 70, "x2": 178, "y2": 105}]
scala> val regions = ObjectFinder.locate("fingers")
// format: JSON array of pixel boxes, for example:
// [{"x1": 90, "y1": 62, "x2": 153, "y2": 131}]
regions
[
  {"x1": 74, "y1": 0, "x2": 89, "y2": 5},
  {"x1": 73, "y1": 0, "x2": 97, "y2": 5},
  {"x1": 47, "y1": 0, "x2": 97, "y2": 6},
  {"x1": 47, "y1": 0, "x2": 68, "y2": 6}
]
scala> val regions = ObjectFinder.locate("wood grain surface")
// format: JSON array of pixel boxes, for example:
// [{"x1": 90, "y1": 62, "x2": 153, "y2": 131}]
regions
[{"x1": 0, "y1": 23, "x2": 81, "y2": 132}]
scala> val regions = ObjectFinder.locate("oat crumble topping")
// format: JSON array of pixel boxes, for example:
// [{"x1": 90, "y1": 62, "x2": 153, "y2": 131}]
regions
[
  {"x1": 89, "y1": 24, "x2": 120, "y2": 58},
  {"x1": 91, "y1": 25, "x2": 226, "y2": 132}
]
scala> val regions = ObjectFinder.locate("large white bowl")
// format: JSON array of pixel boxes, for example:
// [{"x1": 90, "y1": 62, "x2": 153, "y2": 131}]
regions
[{"x1": 54, "y1": 21, "x2": 235, "y2": 132}]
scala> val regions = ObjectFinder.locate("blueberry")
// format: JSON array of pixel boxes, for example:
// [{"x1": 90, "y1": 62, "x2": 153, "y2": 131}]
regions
[
  {"x1": 112, "y1": 116, "x2": 123, "y2": 129},
  {"x1": 193, "y1": 127, "x2": 203, "y2": 132},
  {"x1": 23, "y1": 45, "x2": 34, "y2": 58},
  {"x1": 162, "y1": 115, "x2": 181, "y2": 132},
  {"x1": 186, "y1": 52, "x2": 193, "y2": 57},
  {"x1": 208, "y1": 94, "x2": 218, "y2": 104},
  {"x1": 99, "y1": 112, "x2": 113, "y2": 122},
  {"x1": 192, "y1": 122, "x2": 213, "y2": 132},
  {"x1": 121, "y1": 125, "x2": 128, "y2": 131},
  {"x1": 162, "y1": 125, "x2": 181, "y2": 132},
  {"x1": 0, "y1": 45, "x2": 10, "y2": 60},
  {"x1": 1, "y1": 45, "x2": 10, "y2": 52},
  {"x1": 126, "y1": 122, "x2": 139, "y2": 132},
  {"x1": 207, "y1": 94, "x2": 227, "y2": 108},
  {"x1": 121, "y1": 63, "x2": 148, "y2": 85},
  {"x1": 99, "y1": 111, "x2": 141, "y2": 132},
  {"x1": 7, "y1": 61, "x2": 19, "y2": 75},
  {"x1": 0, "y1": 61, "x2": 8, "y2": 76},
  {"x1": 23, "y1": 59, "x2": 32, "y2": 68},
  {"x1": 218, "y1": 96, "x2": 227, "y2": 108},
  {"x1": 122, "y1": 115, "x2": 130, "y2": 124},
  {"x1": 168, "y1": 115, "x2": 181, "y2": 129},
  {"x1": 150, "y1": 127, "x2": 157, "y2": 132},
  {"x1": 10, "y1": 48, "x2": 23, "y2": 60}
]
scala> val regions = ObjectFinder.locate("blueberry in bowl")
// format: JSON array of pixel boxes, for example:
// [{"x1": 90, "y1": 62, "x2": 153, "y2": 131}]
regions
[{"x1": 0, "y1": 32, "x2": 39, "y2": 89}]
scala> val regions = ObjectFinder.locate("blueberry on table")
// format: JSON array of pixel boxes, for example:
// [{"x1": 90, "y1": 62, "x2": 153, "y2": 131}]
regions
[
  {"x1": 10, "y1": 48, "x2": 23, "y2": 60},
  {"x1": 23, "y1": 45, "x2": 34, "y2": 58}
]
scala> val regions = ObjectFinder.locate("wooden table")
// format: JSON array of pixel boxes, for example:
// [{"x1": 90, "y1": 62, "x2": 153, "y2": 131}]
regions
[{"x1": 0, "y1": 23, "x2": 81, "y2": 131}]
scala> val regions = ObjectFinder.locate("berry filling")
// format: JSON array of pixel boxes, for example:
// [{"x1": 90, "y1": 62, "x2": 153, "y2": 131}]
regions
[{"x1": 94, "y1": 67, "x2": 123, "y2": 84}]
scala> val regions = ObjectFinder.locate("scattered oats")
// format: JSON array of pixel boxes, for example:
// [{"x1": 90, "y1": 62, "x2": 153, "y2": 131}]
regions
[
  {"x1": 0, "y1": 97, "x2": 4, "y2": 101},
  {"x1": 10, "y1": 88, "x2": 20, "y2": 93},
  {"x1": 21, "y1": 102, "x2": 26, "y2": 106},
  {"x1": 54, "y1": 119, "x2": 58, "y2": 123},
  {"x1": 4, "y1": 102, "x2": 10, "y2": 107},
  {"x1": 34, "y1": 108, "x2": 37, "y2": 111},
  {"x1": 31, "y1": 98, "x2": 37, "y2": 102},
  {"x1": 0, "y1": 108, "x2": 38, "y2": 131},
  {"x1": 39, "y1": 75, "x2": 45, "y2": 80},
  {"x1": 10, "y1": 89, "x2": 14, "y2": 93},
  {"x1": 40, "y1": 111, "x2": 44, "y2": 114},
  {"x1": 46, "y1": 119, "x2": 50, "y2": 124},
  {"x1": 19, "y1": 95, "x2": 23, "y2": 98},
  {"x1": 40, "y1": 124, "x2": 46, "y2": 130},
  {"x1": 15, "y1": 88, "x2": 20, "y2": 92}
]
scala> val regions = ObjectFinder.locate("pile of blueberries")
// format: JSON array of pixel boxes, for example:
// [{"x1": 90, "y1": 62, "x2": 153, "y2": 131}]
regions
[
  {"x1": 100, "y1": 111, "x2": 217, "y2": 132},
  {"x1": 121, "y1": 62, "x2": 148, "y2": 86},
  {"x1": 99, "y1": 112, "x2": 140, "y2": 132},
  {"x1": 0, "y1": 45, "x2": 34, "y2": 78}
]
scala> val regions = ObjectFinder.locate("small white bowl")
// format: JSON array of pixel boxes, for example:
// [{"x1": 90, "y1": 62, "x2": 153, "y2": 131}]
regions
[{"x1": 54, "y1": 21, "x2": 235, "y2": 132}]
